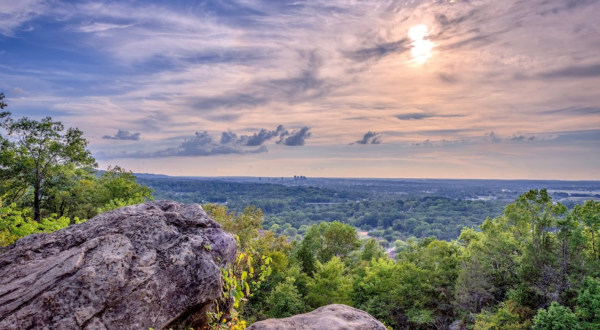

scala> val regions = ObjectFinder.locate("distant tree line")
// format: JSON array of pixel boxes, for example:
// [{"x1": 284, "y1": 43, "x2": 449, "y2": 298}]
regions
[{"x1": 142, "y1": 177, "x2": 506, "y2": 241}]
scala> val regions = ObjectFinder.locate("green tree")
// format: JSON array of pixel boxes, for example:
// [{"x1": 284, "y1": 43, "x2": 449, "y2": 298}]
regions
[
  {"x1": 266, "y1": 277, "x2": 305, "y2": 318},
  {"x1": 574, "y1": 201, "x2": 600, "y2": 262},
  {"x1": 576, "y1": 277, "x2": 600, "y2": 329},
  {"x1": 360, "y1": 238, "x2": 386, "y2": 262},
  {"x1": 95, "y1": 166, "x2": 153, "y2": 213},
  {"x1": 455, "y1": 220, "x2": 522, "y2": 313},
  {"x1": 284, "y1": 227, "x2": 297, "y2": 238},
  {"x1": 296, "y1": 221, "x2": 360, "y2": 274},
  {"x1": 505, "y1": 190, "x2": 567, "y2": 307},
  {"x1": 532, "y1": 302, "x2": 581, "y2": 330},
  {"x1": 41, "y1": 165, "x2": 98, "y2": 220},
  {"x1": 0, "y1": 197, "x2": 82, "y2": 247},
  {"x1": 0, "y1": 93, "x2": 6, "y2": 110},
  {"x1": 305, "y1": 256, "x2": 353, "y2": 308},
  {"x1": 473, "y1": 301, "x2": 532, "y2": 330},
  {"x1": 205, "y1": 204, "x2": 263, "y2": 250},
  {"x1": 0, "y1": 111, "x2": 96, "y2": 221}
]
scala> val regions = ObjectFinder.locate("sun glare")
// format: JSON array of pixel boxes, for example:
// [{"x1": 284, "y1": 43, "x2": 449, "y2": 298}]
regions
[{"x1": 408, "y1": 24, "x2": 434, "y2": 64}]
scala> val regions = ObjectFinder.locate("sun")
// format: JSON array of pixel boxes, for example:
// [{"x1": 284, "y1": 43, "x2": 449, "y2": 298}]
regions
[{"x1": 408, "y1": 25, "x2": 434, "y2": 64}]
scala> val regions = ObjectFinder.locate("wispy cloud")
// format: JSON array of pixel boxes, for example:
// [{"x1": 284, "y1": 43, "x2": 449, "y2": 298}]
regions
[
  {"x1": 539, "y1": 63, "x2": 600, "y2": 79},
  {"x1": 395, "y1": 112, "x2": 463, "y2": 120},
  {"x1": 542, "y1": 107, "x2": 600, "y2": 116},
  {"x1": 0, "y1": 0, "x2": 46, "y2": 36},
  {"x1": 74, "y1": 22, "x2": 134, "y2": 33},
  {"x1": 1, "y1": 0, "x2": 599, "y2": 178}
]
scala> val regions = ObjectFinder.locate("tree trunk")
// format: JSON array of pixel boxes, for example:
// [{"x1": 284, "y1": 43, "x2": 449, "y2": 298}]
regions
[
  {"x1": 34, "y1": 180, "x2": 41, "y2": 222},
  {"x1": 592, "y1": 230, "x2": 597, "y2": 261}
]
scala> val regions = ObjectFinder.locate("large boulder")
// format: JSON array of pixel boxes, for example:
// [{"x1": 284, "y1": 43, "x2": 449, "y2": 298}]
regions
[
  {"x1": 0, "y1": 200, "x2": 236, "y2": 330},
  {"x1": 247, "y1": 304, "x2": 387, "y2": 330}
]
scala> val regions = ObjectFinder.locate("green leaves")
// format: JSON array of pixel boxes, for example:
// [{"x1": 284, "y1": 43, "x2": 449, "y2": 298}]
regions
[
  {"x1": 0, "y1": 197, "x2": 76, "y2": 247},
  {"x1": 266, "y1": 277, "x2": 305, "y2": 318},
  {"x1": 575, "y1": 277, "x2": 600, "y2": 328},
  {"x1": 0, "y1": 93, "x2": 6, "y2": 109},
  {"x1": 533, "y1": 302, "x2": 581, "y2": 330},
  {"x1": 305, "y1": 256, "x2": 353, "y2": 308},
  {"x1": 0, "y1": 112, "x2": 96, "y2": 221},
  {"x1": 296, "y1": 221, "x2": 360, "y2": 275}
]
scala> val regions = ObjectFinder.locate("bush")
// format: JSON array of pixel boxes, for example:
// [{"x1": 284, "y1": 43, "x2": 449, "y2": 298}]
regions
[{"x1": 533, "y1": 302, "x2": 581, "y2": 330}]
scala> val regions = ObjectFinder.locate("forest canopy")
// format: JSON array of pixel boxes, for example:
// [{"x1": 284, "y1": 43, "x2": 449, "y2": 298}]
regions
[{"x1": 207, "y1": 190, "x2": 600, "y2": 330}]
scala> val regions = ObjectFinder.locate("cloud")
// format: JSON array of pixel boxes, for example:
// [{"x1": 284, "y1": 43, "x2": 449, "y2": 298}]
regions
[
  {"x1": 102, "y1": 130, "x2": 141, "y2": 141},
  {"x1": 411, "y1": 138, "x2": 467, "y2": 147},
  {"x1": 75, "y1": 23, "x2": 134, "y2": 33},
  {"x1": 3, "y1": 0, "x2": 600, "y2": 179},
  {"x1": 277, "y1": 126, "x2": 312, "y2": 146},
  {"x1": 354, "y1": 131, "x2": 382, "y2": 145},
  {"x1": 512, "y1": 135, "x2": 536, "y2": 141},
  {"x1": 0, "y1": 0, "x2": 46, "y2": 36},
  {"x1": 395, "y1": 113, "x2": 434, "y2": 120},
  {"x1": 12, "y1": 87, "x2": 23, "y2": 94},
  {"x1": 217, "y1": 125, "x2": 286, "y2": 146},
  {"x1": 344, "y1": 39, "x2": 409, "y2": 62},
  {"x1": 100, "y1": 125, "x2": 309, "y2": 158},
  {"x1": 538, "y1": 63, "x2": 600, "y2": 79},
  {"x1": 220, "y1": 130, "x2": 238, "y2": 144},
  {"x1": 395, "y1": 113, "x2": 462, "y2": 120},
  {"x1": 486, "y1": 131, "x2": 502, "y2": 143},
  {"x1": 242, "y1": 125, "x2": 286, "y2": 146},
  {"x1": 542, "y1": 106, "x2": 600, "y2": 116},
  {"x1": 484, "y1": 131, "x2": 539, "y2": 143}
]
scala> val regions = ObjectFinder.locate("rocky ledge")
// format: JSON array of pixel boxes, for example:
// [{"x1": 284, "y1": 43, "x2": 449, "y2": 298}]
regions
[
  {"x1": 247, "y1": 304, "x2": 388, "y2": 330},
  {"x1": 0, "y1": 200, "x2": 236, "y2": 330}
]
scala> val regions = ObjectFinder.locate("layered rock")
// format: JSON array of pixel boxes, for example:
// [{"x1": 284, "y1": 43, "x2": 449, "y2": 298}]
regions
[
  {"x1": 247, "y1": 304, "x2": 387, "y2": 330},
  {"x1": 0, "y1": 200, "x2": 236, "y2": 330}
]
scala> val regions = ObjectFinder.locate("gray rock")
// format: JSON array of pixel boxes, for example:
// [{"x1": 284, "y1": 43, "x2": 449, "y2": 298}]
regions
[
  {"x1": 247, "y1": 304, "x2": 387, "y2": 330},
  {"x1": 449, "y1": 320, "x2": 467, "y2": 330},
  {"x1": 0, "y1": 200, "x2": 236, "y2": 330}
]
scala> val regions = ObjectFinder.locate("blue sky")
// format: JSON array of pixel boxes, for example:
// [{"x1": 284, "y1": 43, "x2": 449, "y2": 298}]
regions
[{"x1": 1, "y1": 0, "x2": 599, "y2": 179}]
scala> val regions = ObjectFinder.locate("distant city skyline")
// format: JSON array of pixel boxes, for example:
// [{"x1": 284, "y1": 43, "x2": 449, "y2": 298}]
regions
[{"x1": 1, "y1": 0, "x2": 599, "y2": 179}]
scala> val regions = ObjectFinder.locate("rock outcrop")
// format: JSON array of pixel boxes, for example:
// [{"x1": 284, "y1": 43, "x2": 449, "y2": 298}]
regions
[
  {"x1": 0, "y1": 200, "x2": 236, "y2": 330},
  {"x1": 247, "y1": 304, "x2": 387, "y2": 330}
]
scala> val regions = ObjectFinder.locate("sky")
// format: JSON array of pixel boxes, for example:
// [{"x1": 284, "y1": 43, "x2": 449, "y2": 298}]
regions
[{"x1": 0, "y1": 0, "x2": 599, "y2": 180}]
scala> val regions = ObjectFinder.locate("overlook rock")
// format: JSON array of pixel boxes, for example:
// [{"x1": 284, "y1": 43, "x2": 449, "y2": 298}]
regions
[
  {"x1": 247, "y1": 304, "x2": 387, "y2": 330},
  {"x1": 0, "y1": 200, "x2": 236, "y2": 330}
]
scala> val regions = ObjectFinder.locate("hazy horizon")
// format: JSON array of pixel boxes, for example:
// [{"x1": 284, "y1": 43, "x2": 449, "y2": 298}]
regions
[
  {"x1": 2, "y1": 0, "x2": 599, "y2": 179},
  {"x1": 133, "y1": 172, "x2": 600, "y2": 182}
]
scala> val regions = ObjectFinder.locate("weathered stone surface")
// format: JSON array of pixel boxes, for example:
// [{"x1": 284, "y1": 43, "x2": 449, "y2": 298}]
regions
[
  {"x1": 0, "y1": 200, "x2": 236, "y2": 330},
  {"x1": 247, "y1": 304, "x2": 387, "y2": 330},
  {"x1": 449, "y1": 320, "x2": 468, "y2": 330}
]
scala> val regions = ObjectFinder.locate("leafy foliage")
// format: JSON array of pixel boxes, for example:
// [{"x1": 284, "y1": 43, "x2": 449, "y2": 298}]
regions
[
  {"x1": 0, "y1": 112, "x2": 152, "y2": 246},
  {"x1": 305, "y1": 256, "x2": 353, "y2": 308},
  {"x1": 0, "y1": 111, "x2": 96, "y2": 221},
  {"x1": 532, "y1": 302, "x2": 580, "y2": 330},
  {"x1": 265, "y1": 277, "x2": 305, "y2": 318}
]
